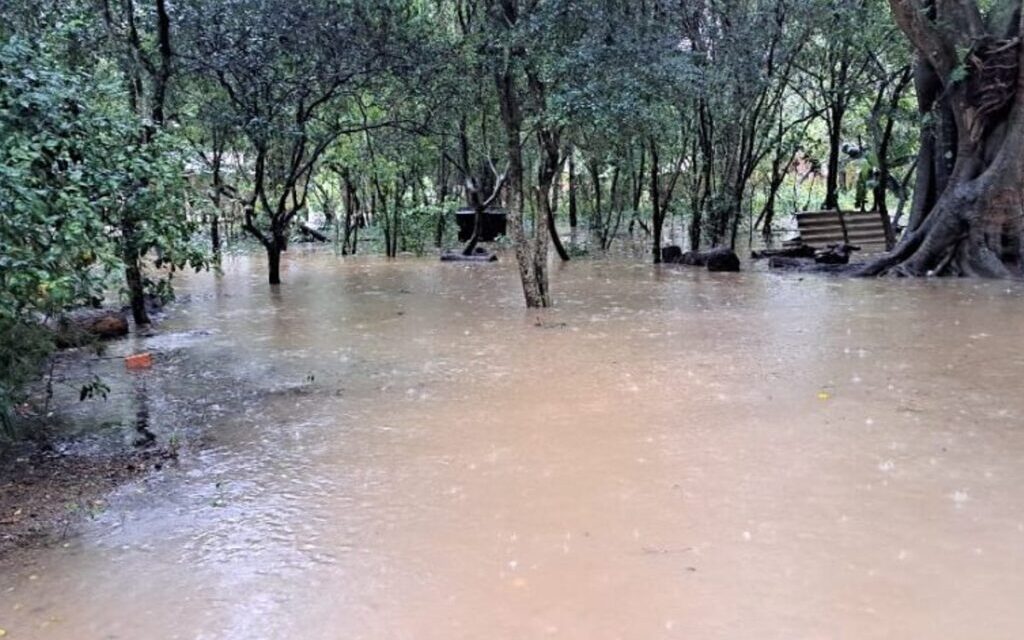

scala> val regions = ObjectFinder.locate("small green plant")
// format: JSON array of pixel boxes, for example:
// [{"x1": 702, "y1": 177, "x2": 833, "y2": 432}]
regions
[{"x1": 78, "y1": 376, "x2": 110, "y2": 402}]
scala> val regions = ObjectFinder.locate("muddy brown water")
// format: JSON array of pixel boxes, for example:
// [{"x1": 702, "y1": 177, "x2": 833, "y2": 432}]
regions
[{"x1": 3, "y1": 251, "x2": 1024, "y2": 639}]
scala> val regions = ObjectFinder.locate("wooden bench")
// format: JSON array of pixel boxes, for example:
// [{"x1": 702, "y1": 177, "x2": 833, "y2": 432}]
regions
[{"x1": 788, "y1": 210, "x2": 892, "y2": 253}]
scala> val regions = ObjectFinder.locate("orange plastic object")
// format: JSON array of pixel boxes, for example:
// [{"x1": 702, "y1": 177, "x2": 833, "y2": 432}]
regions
[{"x1": 125, "y1": 353, "x2": 154, "y2": 370}]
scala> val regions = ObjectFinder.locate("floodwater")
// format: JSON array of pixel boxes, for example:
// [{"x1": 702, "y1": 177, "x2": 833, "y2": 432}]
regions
[{"x1": 3, "y1": 250, "x2": 1024, "y2": 639}]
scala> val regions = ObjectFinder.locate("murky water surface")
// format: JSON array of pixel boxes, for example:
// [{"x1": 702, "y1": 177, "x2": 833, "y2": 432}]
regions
[{"x1": 3, "y1": 251, "x2": 1024, "y2": 639}]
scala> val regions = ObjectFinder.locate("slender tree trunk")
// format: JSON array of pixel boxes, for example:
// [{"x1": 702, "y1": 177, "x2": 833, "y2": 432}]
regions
[
  {"x1": 543, "y1": 194, "x2": 569, "y2": 261},
  {"x1": 496, "y1": 70, "x2": 546, "y2": 307},
  {"x1": 650, "y1": 138, "x2": 663, "y2": 264},
  {"x1": 539, "y1": 144, "x2": 570, "y2": 261},
  {"x1": 462, "y1": 200, "x2": 486, "y2": 255},
  {"x1": 587, "y1": 160, "x2": 602, "y2": 232},
  {"x1": 568, "y1": 150, "x2": 578, "y2": 228},
  {"x1": 124, "y1": 256, "x2": 149, "y2": 325},
  {"x1": 599, "y1": 165, "x2": 620, "y2": 250},
  {"x1": 823, "y1": 107, "x2": 843, "y2": 210},
  {"x1": 211, "y1": 216, "x2": 221, "y2": 254},
  {"x1": 210, "y1": 160, "x2": 224, "y2": 257},
  {"x1": 435, "y1": 154, "x2": 449, "y2": 248}
]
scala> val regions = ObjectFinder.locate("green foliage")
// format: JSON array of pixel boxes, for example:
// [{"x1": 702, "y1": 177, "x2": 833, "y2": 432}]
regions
[
  {"x1": 0, "y1": 37, "x2": 122, "y2": 318},
  {"x1": 0, "y1": 318, "x2": 55, "y2": 437},
  {"x1": 400, "y1": 204, "x2": 446, "y2": 256},
  {"x1": 0, "y1": 32, "x2": 207, "y2": 436},
  {"x1": 0, "y1": 0, "x2": 942, "y2": 426}
]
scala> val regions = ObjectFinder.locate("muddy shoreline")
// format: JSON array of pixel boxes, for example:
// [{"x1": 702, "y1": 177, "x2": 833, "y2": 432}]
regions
[
  {"x1": 0, "y1": 440, "x2": 177, "y2": 557},
  {"x1": 0, "y1": 305, "x2": 218, "y2": 558}
]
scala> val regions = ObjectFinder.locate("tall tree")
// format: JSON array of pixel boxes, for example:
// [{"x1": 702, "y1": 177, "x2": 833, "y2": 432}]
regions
[
  {"x1": 100, "y1": 0, "x2": 176, "y2": 324},
  {"x1": 860, "y1": 0, "x2": 1024, "y2": 276}
]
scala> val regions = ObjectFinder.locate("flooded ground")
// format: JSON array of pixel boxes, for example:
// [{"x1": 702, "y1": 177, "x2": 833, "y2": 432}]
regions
[{"x1": 3, "y1": 250, "x2": 1024, "y2": 639}]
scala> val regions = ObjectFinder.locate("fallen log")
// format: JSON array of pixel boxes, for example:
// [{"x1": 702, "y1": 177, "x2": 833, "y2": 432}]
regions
[
  {"x1": 750, "y1": 245, "x2": 816, "y2": 260},
  {"x1": 440, "y1": 249, "x2": 498, "y2": 263},
  {"x1": 49, "y1": 308, "x2": 130, "y2": 348},
  {"x1": 768, "y1": 256, "x2": 860, "y2": 274},
  {"x1": 662, "y1": 246, "x2": 741, "y2": 272},
  {"x1": 299, "y1": 223, "x2": 329, "y2": 243}
]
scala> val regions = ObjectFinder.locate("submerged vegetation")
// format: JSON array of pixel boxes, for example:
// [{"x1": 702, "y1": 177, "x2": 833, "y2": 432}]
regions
[{"x1": 1, "y1": 0, "x2": 1023, "y2": 426}]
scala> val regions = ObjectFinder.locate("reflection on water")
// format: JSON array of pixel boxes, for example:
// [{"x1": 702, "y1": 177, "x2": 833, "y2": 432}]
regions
[{"x1": 3, "y1": 249, "x2": 1024, "y2": 639}]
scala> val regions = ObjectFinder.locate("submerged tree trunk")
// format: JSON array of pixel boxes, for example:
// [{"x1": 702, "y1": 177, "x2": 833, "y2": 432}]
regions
[
  {"x1": 267, "y1": 246, "x2": 281, "y2": 286},
  {"x1": 545, "y1": 195, "x2": 571, "y2": 261},
  {"x1": 650, "y1": 138, "x2": 664, "y2": 264},
  {"x1": 122, "y1": 219, "x2": 150, "y2": 326},
  {"x1": 495, "y1": 66, "x2": 548, "y2": 307},
  {"x1": 859, "y1": 1, "x2": 1024, "y2": 278},
  {"x1": 211, "y1": 215, "x2": 221, "y2": 254},
  {"x1": 568, "y1": 150, "x2": 578, "y2": 229},
  {"x1": 124, "y1": 256, "x2": 149, "y2": 325},
  {"x1": 267, "y1": 233, "x2": 286, "y2": 285}
]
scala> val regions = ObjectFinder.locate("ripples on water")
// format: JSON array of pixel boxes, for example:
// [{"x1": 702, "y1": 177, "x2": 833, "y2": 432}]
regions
[{"x1": 3, "y1": 249, "x2": 1024, "y2": 639}]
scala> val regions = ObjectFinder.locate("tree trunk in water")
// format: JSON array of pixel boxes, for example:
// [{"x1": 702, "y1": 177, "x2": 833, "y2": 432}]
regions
[
  {"x1": 689, "y1": 208, "x2": 702, "y2": 252},
  {"x1": 462, "y1": 199, "x2": 486, "y2": 256},
  {"x1": 435, "y1": 152, "x2": 449, "y2": 248},
  {"x1": 266, "y1": 234, "x2": 286, "y2": 284},
  {"x1": 495, "y1": 70, "x2": 547, "y2": 307},
  {"x1": 823, "y1": 109, "x2": 843, "y2": 210},
  {"x1": 267, "y1": 247, "x2": 281, "y2": 285},
  {"x1": 544, "y1": 192, "x2": 570, "y2": 261},
  {"x1": 587, "y1": 161, "x2": 602, "y2": 232},
  {"x1": 650, "y1": 138, "x2": 663, "y2": 264},
  {"x1": 341, "y1": 170, "x2": 357, "y2": 255},
  {"x1": 124, "y1": 257, "x2": 149, "y2": 326},
  {"x1": 729, "y1": 187, "x2": 744, "y2": 251},
  {"x1": 122, "y1": 218, "x2": 150, "y2": 326},
  {"x1": 859, "y1": 7, "x2": 1024, "y2": 278},
  {"x1": 568, "y1": 151, "x2": 578, "y2": 229},
  {"x1": 211, "y1": 215, "x2": 221, "y2": 255}
]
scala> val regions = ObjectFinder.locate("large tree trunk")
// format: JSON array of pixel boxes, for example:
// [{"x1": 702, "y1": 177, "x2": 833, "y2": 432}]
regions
[
  {"x1": 859, "y1": 2, "x2": 1024, "y2": 278},
  {"x1": 267, "y1": 233, "x2": 286, "y2": 285},
  {"x1": 267, "y1": 245, "x2": 282, "y2": 286}
]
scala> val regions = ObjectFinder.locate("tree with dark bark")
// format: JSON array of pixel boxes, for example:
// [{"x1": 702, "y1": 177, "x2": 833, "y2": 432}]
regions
[
  {"x1": 859, "y1": 0, "x2": 1024, "y2": 277},
  {"x1": 100, "y1": 0, "x2": 175, "y2": 325}
]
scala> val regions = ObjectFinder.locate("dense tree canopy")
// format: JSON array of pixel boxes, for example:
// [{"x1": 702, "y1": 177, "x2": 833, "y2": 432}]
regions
[{"x1": 2, "y1": 0, "x2": 1022, "y2": 423}]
